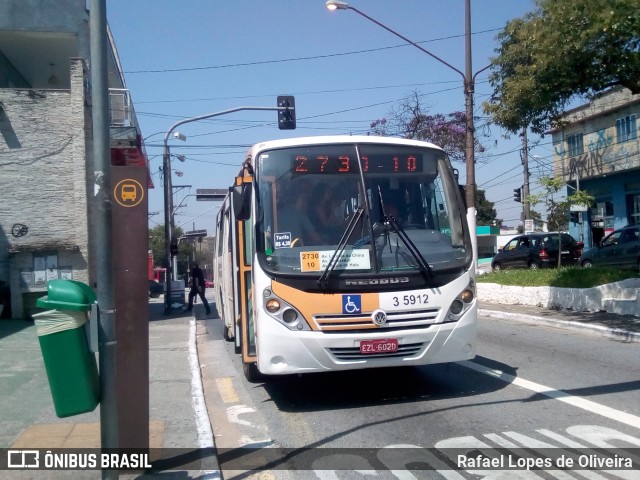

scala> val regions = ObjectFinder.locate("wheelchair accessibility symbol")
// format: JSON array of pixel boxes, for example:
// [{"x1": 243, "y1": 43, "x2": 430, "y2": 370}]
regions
[{"x1": 342, "y1": 295, "x2": 361, "y2": 314}]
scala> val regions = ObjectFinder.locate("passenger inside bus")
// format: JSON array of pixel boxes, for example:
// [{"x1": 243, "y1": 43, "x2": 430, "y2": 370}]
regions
[
  {"x1": 309, "y1": 183, "x2": 347, "y2": 243},
  {"x1": 278, "y1": 189, "x2": 324, "y2": 246}
]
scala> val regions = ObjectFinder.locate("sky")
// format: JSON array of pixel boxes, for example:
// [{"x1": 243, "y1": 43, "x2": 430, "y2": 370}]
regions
[{"x1": 106, "y1": 0, "x2": 554, "y2": 234}]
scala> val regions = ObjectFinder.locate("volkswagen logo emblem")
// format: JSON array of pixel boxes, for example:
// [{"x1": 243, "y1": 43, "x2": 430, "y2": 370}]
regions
[{"x1": 372, "y1": 309, "x2": 387, "y2": 326}]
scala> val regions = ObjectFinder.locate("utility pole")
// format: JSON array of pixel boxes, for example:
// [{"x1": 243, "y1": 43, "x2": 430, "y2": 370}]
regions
[
  {"x1": 90, "y1": 0, "x2": 118, "y2": 478},
  {"x1": 521, "y1": 128, "x2": 531, "y2": 221}
]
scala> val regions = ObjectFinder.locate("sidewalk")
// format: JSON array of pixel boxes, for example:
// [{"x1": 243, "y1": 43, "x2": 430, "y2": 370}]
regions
[
  {"x1": 0, "y1": 297, "x2": 220, "y2": 479},
  {"x1": 479, "y1": 300, "x2": 640, "y2": 343},
  {"x1": 1, "y1": 295, "x2": 638, "y2": 478}
]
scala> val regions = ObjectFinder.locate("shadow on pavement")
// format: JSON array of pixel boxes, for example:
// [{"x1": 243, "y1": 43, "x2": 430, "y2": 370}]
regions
[
  {"x1": 0, "y1": 318, "x2": 33, "y2": 340},
  {"x1": 262, "y1": 355, "x2": 518, "y2": 413}
]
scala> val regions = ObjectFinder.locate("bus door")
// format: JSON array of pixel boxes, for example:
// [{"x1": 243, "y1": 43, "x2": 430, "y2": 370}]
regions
[{"x1": 233, "y1": 175, "x2": 256, "y2": 365}]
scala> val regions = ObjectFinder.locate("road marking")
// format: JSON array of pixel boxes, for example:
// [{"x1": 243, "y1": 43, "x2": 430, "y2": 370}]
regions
[
  {"x1": 459, "y1": 360, "x2": 640, "y2": 429},
  {"x1": 189, "y1": 318, "x2": 215, "y2": 448},
  {"x1": 216, "y1": 377, "x2": 240, "y2": 404},
  {"x1": 226, "y1": 405, "x2": 260, "y2": 429}
]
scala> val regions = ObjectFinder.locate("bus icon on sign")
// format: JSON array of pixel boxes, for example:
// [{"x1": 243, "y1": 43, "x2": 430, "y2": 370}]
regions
[
  {"x1": 114, "y1": 179, "x2": 144, "y2": 207},
  {"x1": 121, "y1": 184, "x2": 137, "y2": 201}
]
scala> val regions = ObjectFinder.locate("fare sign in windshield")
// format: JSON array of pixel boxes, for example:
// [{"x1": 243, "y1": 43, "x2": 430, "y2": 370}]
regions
[{"x1": 300, "y1": 249, "x2": 371, "y2": 272}]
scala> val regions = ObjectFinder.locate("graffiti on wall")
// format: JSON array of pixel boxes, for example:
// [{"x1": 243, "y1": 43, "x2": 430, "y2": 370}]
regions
[{"x1": 555, "y1": 128, "x2": 640, "y2": 182}]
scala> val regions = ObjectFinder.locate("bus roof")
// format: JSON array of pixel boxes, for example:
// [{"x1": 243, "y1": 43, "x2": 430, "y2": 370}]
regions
[{"x1": 246, "y1": 135, "x2": 445, "y2": 157}]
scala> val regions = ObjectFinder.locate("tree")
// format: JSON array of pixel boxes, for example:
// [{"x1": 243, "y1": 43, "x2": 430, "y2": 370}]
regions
[
  {"x1": 370, "y1": 90, "x2": 485, "y2": 163},
  {"x1": 475, "y1": 189, "x2": 502, "y2": 227},
  {"x1": 527, "y1": 177, "x2": 594, "y2": 266},
  {"x1": 529, "y1": 210, "x2": 544, "y2": 231},
  {"x1": 148, "y1": 224, "x2": 193, "y2": 269},
  {"x1": 484, "y1": 0, "x2": 640, "y2": 134}
]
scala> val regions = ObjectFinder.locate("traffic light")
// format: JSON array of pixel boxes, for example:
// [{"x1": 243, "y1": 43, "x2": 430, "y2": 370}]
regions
[
  {"x1": 513, "y1": 187, "x2": 522, "y2": 203},
  {"x1": 170, "y1": 241, "x2": 178, "y2": 257},
  {"x1": 277, "y1": 95, "x2": 296, "y2": 130}
]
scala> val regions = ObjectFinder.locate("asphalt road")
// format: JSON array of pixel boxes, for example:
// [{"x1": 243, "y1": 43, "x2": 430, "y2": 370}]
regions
[{"x1": 199, "y1": 312, "x2": 640, "y2": 479}]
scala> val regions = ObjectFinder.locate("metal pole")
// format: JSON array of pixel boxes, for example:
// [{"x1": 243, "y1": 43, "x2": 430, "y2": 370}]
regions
[
  {"x1": 90, "y1": 0, "x2": 118, "y2": 477},
  {"x1": 521, "y1": 128, "x2": 531, "y2": 221},
  {"x1": 162, "y1": 144, "x2": 173, "y2": 313}
]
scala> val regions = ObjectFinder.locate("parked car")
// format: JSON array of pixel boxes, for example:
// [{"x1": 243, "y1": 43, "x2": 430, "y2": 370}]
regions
[
  {"x1": 149, "y1": 280, "x2": 164, "y2": 298},
  {"x1": 579, "y1": 225, "x2": 640, "y2": 271},
  {"x1": 492, "y1": 233, "x2": 583, "y2": 271},
  {"x1": 205, "y1": 280, "x2": 214, "y2": 288}
]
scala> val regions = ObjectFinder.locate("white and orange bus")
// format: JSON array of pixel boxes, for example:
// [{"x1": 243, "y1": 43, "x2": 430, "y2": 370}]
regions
[{"x1": 214, "y1": 135, "x2": 477, "y2": 382}]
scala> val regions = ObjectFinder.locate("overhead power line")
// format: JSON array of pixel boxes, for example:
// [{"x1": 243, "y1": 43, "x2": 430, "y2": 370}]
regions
[{"x1": 124, "y1": 28, "x2": 502, "y2": 74}]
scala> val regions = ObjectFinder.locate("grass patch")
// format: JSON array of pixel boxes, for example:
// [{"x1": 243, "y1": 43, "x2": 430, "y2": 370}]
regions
[{"x1": 477, "y1": 267, "x2": 639, "y2": 288}]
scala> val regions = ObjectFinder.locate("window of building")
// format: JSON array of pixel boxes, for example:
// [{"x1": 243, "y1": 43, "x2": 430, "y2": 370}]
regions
[
  {"x1": 616, "y1": 114, "x2": 637, "y2": 143},
  {"x1": 591, "y1": 200, "x2": 615, "y2": 229},
  {"x1": 627, "y1": 193, "x2": 640, "y2": 226},
  {"x1": 567, "y1": 132, "x2": 584, "y2": 157},
  {"x1": 33, "y1": 253, "x2": 59, "y2": 287}
]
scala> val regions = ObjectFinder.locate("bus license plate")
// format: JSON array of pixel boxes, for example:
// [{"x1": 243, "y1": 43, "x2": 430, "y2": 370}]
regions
[{"x1": 360, "y1": 338, "x2": 398, "y2": 354}]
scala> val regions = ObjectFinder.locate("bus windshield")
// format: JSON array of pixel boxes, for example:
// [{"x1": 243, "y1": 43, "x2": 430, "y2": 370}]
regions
[{"x1": 255, "y1": 142, "x2": 471, "y2": 279}]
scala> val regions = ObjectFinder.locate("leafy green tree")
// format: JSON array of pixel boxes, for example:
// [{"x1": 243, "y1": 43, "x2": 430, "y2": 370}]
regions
[
  {"x1": 370, "y1": 90, "x2": 485, "y2": 163},
  {"x1": 529, "y1": 210, "x2": 544, "y2": 231},
  {"x1": 475, "y1": 189, "x2": 502, "y2": 227},
  {"x1": 527, "y1": 177, "x2": 594, "y2": 265},
  {"x1": 148, "y1": 224, "x2": 193, "y2": 269},
  {"x1": 484, "y1": 0, "x2": 640, "y2": 134}
]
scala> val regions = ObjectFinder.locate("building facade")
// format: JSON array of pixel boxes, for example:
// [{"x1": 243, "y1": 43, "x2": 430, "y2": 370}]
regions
[
  {"x1": 0, "y1": 0, "x2": 149, "y2": 318},
  {"x1": 551, "y1": 87, "x2": 640, "y2": 248}
]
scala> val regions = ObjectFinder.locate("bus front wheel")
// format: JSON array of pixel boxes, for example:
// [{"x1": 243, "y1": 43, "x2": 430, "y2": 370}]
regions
[
  {"x1": 243, "y1": 362, "x2": 262, "y2": 383},
  {"x1": 223, "y1": 324, "x2": 233, "y2": 342}
]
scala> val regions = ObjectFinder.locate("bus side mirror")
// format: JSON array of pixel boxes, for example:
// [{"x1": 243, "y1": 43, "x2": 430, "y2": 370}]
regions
[{"x1": 233, "y1": 183, "x2": 252, "y2": 221}]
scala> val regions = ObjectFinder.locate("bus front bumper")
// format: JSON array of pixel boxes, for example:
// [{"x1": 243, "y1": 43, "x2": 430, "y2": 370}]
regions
[{"x1": 255, "y1": 305, "x2": 477, "y2": 375}]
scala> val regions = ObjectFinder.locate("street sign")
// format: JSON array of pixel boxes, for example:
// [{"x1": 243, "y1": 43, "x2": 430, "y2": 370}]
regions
[
  {"x1": 570, "y1": 204, "x2": 589, "y2": 212},
  {"x1": 196, "y1": 188, "x2": 227, "y2": 201},
  {"x1": 184, "y1": 229, "x2": 207, "y2": 238},
  {"x1": 524, "y1": 219, "x2": 534, "y2": 233}
]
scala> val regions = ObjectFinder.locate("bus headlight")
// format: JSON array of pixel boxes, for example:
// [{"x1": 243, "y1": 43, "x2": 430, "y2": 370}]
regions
[
  {"x1": 445, "y1": 285, "x2": 475, "y2": 322},
  {"x1": 450, "y1": 299, "x2": 464, "y2": 315},
  {"x1": 460, "y1": 289, "x2": 474, "y2": 303},
  {"x1": 263, "y1": 294, "x2": 311, "y2": 331},
  {"x1": 265, "y1": 299, "x2": 281, "y2": 313},
  {"x1": 282, "y1": 308, "x2": 298, "y2": 323}
]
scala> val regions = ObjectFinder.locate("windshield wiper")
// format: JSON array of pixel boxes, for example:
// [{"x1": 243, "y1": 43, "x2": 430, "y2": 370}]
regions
[
  {"x1": 373, "y1": 186, "x2": 433, "y2": 280},
  {"x1": 383, "y1": 215, "x2": 433, "y2": 280},
  {"x1": 317, "y1": 206, "x2": 364, "y2": 288}
]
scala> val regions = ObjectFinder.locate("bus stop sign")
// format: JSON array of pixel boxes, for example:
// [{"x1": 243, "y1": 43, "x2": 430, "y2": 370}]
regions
[{"x1": 196, "y1": 189, "x2": 227, "y2": 201}]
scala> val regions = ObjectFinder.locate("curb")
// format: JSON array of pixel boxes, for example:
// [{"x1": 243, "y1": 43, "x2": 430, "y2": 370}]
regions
[{"x1": 478, "y1": 308, "x2": 640, "y2": 344}]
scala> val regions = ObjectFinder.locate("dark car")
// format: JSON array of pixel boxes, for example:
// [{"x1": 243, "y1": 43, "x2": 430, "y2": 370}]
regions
[
  {"x1": 492, "y1": 233, "x2": 583, "y2": 271},
  {"x1": 580, "y1": 225, "x2": 640, "y2": 272},
  {"x1": 149, "y1": 280, "x2": 164, "y2": 298}
]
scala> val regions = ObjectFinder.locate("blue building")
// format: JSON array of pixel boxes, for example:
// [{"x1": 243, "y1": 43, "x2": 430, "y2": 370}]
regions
[{"x1": 550, "y1": 87, "x2": 640, "y2": 248}]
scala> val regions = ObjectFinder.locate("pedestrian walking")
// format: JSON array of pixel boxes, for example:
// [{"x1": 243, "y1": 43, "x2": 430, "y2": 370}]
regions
[{"x1": 185, "y1": 262, "x2": 210, "y2": 315}]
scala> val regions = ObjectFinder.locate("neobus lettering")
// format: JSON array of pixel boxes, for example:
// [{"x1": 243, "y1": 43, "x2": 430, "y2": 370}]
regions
[{"x1": 345, "y1": 277, "x2": 410, "y2": 286}]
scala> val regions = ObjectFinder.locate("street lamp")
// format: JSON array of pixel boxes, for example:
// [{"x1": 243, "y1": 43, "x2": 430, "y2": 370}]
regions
[
  {"x1": 326, "y1": 0, "x2": 489, "y2": 271},
  {"x1": 161, "y1": 102, "x2": 295, "y2": 313}
]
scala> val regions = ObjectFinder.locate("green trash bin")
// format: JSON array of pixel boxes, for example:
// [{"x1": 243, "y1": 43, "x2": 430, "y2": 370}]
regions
[{"x1": 34, "y1": 280, "x2": 100, "y2": 418}]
